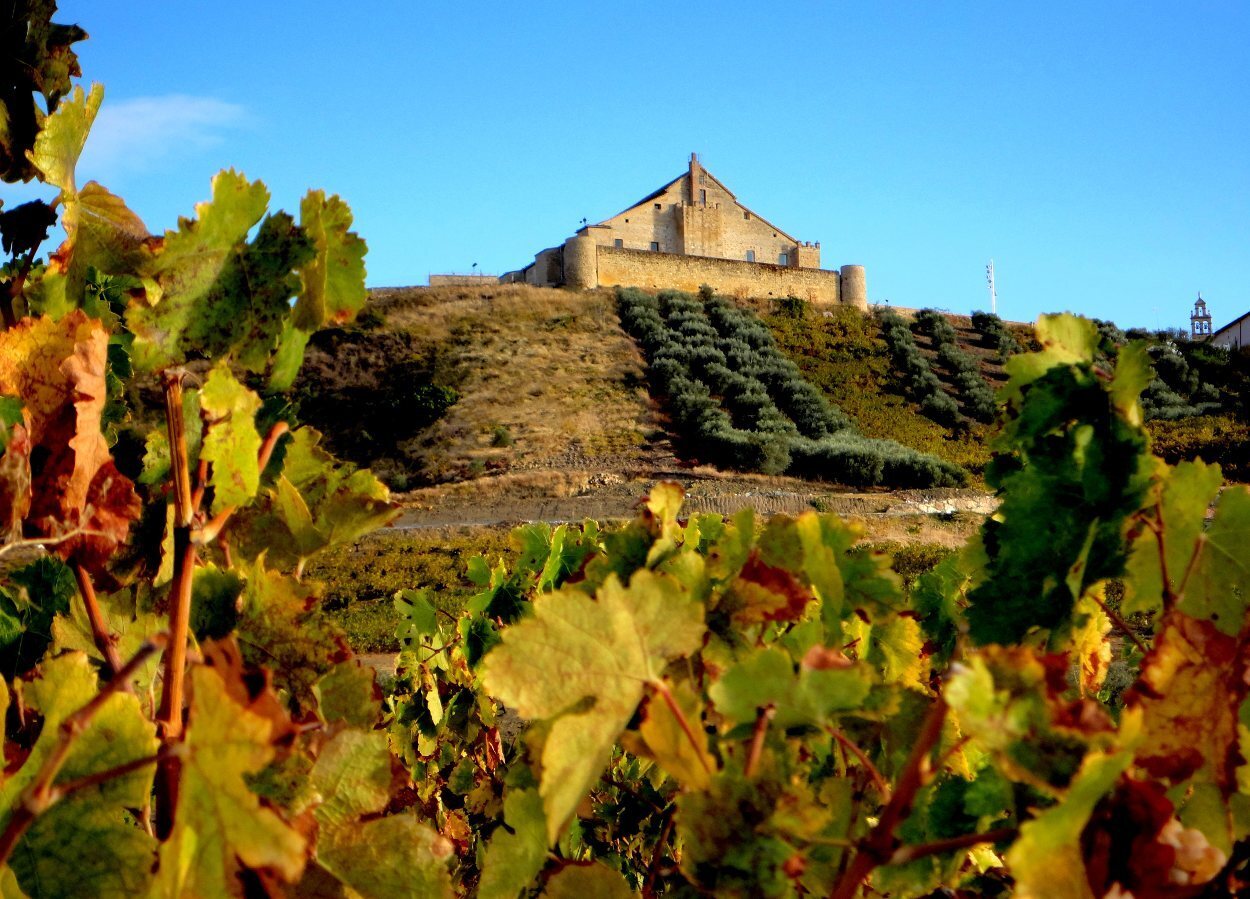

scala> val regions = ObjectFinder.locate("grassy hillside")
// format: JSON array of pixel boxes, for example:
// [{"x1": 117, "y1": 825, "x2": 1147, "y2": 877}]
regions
[{"x1": 762, "y1": 303, "x2": 995, "y2": 475}]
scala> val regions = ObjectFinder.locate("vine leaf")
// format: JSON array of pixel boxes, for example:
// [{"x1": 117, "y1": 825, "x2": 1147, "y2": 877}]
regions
[
  {"x1": 51, "y1": 585, "x2": 164, "y2": 692},
  {"x1": 967, "y1": 316, "x2": 1151, "y2": 645},
  {"x1": 540, "y1": 863, "x2": 633, "y2": 898},
  {"x1": 126, "y1": 169, "x2": 270, "y2": 371},
  {"x1": 0, "y1": 416, "x2": 31, "y2": 543},
  {"x1": 53, "y1": 182, "x2": 150, "y2": 308},
  {"x1": 1, "y1": 653, "x2": 158, "y2": 898},
  {"x1": 1122, "y1": 459, "x2": 1222, "y2": 619},
  {"x1": 757, "y1": 512, "x2": 846, "y2": 635},
  {"x1": 721, "y1": 551, "x2": 813, "y2": 627},
  {"x1": 0, "y1": 311, "x2": 140, "y2": 575},
  {"x1": 235, "y1": 559, "x2": 350, "y2": 709},
  {"x1": 310, "y1": 729, "x2": 453, "y2": 898},
  {"x1": 1005, "y1": 736, "x2": 1136, "y2": 899},
  {"x1": 1128, "y1": 610, "x2": 1249, "y2": 791},
  {"x1": 313, "y1": 661, "x2": 381, "y2": 730},
  {"x1": 710, "y1": 645, "x2": 871, "y2": 730},
  {"x1": 0, "y1": 557, "x2": 76, "y2": 676},
  {"x1": 154, "y1": 660, "x2": 306, "y2": 895},
  {"x1": 270, "y1": 191, "x2": 368, "y2": 390},
  {"x1": 1, "y1": 1, "x2": 88, "y2": 182},
  {"x1": 1180, "y1": 485, "x2": 1250, "y2": 633},
  {"x1": 476, "y1": 788, "x2": 547, "y2": 899},
  {"x1": 26, "y1": 81, "x2": 101, "y2": 194},
  {"x1": 230, "y1": 426, "x2": 396, "y2": 570},
  {"x1": 624, "y1": 680, "x2": 716, "y2": 790},
  {"x1": 199, "y1": 363, "x2": 262, "y2": 515},
  {"x1": 481, "y1": 569, "x2": 704, "y2": 843}
]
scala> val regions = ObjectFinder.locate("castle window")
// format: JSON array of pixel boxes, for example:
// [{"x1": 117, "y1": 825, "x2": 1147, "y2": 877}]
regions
[
  {"x1": 654, "y1": 203, "x2": 661, "y2": 210},
  {"x1": 744, "y1": 211, "x2": 751, "y2": 220},
  {"x1": 614, "y1": 239, "x2": 623, "y2": 248},
  {"x1": 745, "y1": 250, "x2": 756, "y2": 262},
  {"x1": 778, "y1": 252, "x2": 788, "y2": 265},
  {"x1": 650, "y1": 242, "x2": 660, "y2": 252},
  {"x1": 699, "y1": 189, "x2": 707, "y2": 205}
]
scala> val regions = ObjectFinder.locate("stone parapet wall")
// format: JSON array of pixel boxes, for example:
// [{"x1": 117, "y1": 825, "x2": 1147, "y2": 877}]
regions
[
  {"x1": 595, "y1": 246, "x2": 854, "y2": 307},
  {"x1": 428, "y1": 274, "x2": 501, "y2": 287}
]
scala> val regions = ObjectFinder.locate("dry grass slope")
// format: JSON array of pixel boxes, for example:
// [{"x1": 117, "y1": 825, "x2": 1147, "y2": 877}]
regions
[{"x1": 375, "y1": 285, "x2": 652, "y2": 479}]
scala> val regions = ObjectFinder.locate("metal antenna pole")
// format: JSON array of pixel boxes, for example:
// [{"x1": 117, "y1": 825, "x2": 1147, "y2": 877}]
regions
[{"x1": 985, "y1": 259, "x2": 997, "y2": 315}]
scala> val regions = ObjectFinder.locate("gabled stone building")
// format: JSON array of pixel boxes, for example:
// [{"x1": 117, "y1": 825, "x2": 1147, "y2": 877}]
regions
[{"x1": 502, "y1": 154, "x2": 866, "y2": 308}]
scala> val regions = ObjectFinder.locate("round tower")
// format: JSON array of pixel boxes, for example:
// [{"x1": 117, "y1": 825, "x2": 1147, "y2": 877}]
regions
[
  {"x1": 839, "y1": 265, "x2": 867, "y2": 311},
  {"x1": 562, "y1": 235, "x2": 598, "y2": 290}
]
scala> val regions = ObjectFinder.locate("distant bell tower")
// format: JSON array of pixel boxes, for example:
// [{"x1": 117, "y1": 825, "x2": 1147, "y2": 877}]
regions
[{"x1": 1190, "y1": 293, "x2": 1212, "y2": 339}]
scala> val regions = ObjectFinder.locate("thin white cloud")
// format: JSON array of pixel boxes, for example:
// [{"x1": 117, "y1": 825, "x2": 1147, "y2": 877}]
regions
[{"x1": 78, "y1": 95, "x2": 247, "y2": 181}]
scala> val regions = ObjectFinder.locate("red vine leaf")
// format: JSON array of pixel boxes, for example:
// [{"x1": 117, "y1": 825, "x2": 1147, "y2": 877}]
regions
[
  {"x1": 1126, "y1": 611, "x2": 1250, "y2": 790},
  {"x1": 725, "y1": 551, "x2": 814, "y2": 626},
  {"x1": 0, "y1": 311, "x2": 139, "y2": 576}
]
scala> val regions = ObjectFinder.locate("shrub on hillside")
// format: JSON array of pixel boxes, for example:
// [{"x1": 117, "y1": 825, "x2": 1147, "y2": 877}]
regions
[
  {"x1": 972, "y1": 309, "x2": 1021, "y2": 359},
  {"x1": 617, "y1": 288, "x2": 967, "y2": 487}
]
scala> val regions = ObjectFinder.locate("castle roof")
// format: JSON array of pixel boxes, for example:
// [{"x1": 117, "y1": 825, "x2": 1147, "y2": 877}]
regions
[{"x1": 580, "y1": 158, "x2": 800, "y2": 246}]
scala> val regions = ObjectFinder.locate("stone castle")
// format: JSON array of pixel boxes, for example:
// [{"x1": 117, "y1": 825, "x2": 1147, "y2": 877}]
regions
[{"x1": 485, "y1": 154, "x2": 867, "y2": 308}]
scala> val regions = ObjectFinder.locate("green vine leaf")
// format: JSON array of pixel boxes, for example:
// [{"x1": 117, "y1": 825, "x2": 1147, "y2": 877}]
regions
[
  {"x1": 540, "y1": 863, "x2": 633, "y2": 898},
  {"x1": 478, "y1": 788, "x2": 548, "y2": 899},
  {"x1": 126, "y1": 169, "x2": 271, "y2": 371},
  {"x1": 26, "y1": 81, "x2": 101, "y2": 193},
  {"x1": 310, "y1": 729, "x2": 453, "y2": 898},
  {"x1": 199, "y1": 363, "x2": 262, "y2": 515}
]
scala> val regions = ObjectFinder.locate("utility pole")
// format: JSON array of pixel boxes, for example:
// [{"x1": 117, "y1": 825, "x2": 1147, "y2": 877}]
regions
[{"x1": 985, "y1": 259, "x2": 997, "y2": 316}]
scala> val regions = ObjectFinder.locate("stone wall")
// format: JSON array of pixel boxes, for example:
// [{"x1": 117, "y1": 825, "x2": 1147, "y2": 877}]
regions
[
  {"x1": 428, "y1": 274, "x2": 500, "y2": 287},
  {"x1": 588, "y1": 179, "x2": 686, "y2": 253},
  {"x1": 595, "y1": 246, "x2": 855, "y2": 307}
]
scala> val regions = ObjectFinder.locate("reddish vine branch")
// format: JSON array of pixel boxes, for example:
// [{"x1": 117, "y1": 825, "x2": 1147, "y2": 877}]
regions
[
  {"x1": 72, "y1": 564, "x2": 122, "y2": 677},
  {"x1": 155, "y1": 370, "x2": 196, "y2": 838},
  {"x1": 829, "y1": 695, "x2": 949, "y2": 899},
  {"x1": 745, "y1": 704, "x2": 775, "y2": 778},
  {"x1": 648, "y1": 680, "x2": 712, "y2": 776},
  {"x1": 0, "y1": 636, "x2": 166, "y2": 865},
  {"x1": 827, "y1": 726, "x2": 891, "y2": 801}
]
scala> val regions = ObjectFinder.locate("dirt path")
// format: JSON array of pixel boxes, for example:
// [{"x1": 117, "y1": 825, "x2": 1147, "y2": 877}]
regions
[{"x1": 388, "y1": 472, "x2": 997, "y2": 531}]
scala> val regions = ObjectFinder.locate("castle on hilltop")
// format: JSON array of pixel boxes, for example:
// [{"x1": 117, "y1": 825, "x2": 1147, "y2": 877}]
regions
[{"x1": 490, "y1": 154, "x2": 867, "y2": 308}]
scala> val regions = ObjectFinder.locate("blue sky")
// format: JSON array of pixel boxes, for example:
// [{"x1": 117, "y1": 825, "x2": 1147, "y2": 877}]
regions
[{"x1": 9, "y1": 1, "x2": 1249, "y2": 329}]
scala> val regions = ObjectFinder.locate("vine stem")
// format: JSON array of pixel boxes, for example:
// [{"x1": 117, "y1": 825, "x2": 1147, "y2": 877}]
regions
[
  {"x1": 155, "y1": 370, "x2": 196, "y2": 838},
  {"x1": 642, "y1": 807, "x2": 675, "y2": 899},
  {"x1": 886, "y1": 827, "x2": 1017, "y2": 866},
  {"x1": 72, "y1": 564, "x2": 122, "y2": 678},
  {"x1": 828, "y1": 694, "x2": 948, "y2": 899},
  {"x1": 0, "y1": 637, "x2": 166, "y2": 866},
  {"x1": 827, "y1": 726, "x2": 891, "y2": 801},
  {"x1": 1088, "y1": 588, "x2": 1149, "y2": 657},
  {"x1": 648, "y1": 680, "x2": 712, "y2": 776},
  {"x1": 745, "y1": 704, "x2": 775, "y2": 778}
]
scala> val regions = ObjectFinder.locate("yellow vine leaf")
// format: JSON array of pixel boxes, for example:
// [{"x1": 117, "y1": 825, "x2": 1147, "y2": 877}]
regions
[
  {"x1": 481, "y1": 569, "x2": 705, "y2": 843},
  {"x1": 154, "y1": 662, "x2": 306, "y2": 896}
]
